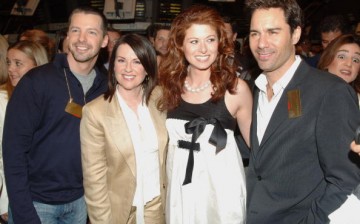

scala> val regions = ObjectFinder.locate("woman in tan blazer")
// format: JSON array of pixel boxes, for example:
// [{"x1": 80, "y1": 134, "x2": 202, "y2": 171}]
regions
[{"x1": 80, "y1": 33, "x2": 168, "y2": 224}]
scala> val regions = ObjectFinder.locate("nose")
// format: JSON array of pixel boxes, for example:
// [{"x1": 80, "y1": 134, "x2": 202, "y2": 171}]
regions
[
  {"x1": 199, "y1": 41, "x2": 207, "y2": 53},
  {"x1": 125, "y1": 61, "x2": 132, "y2": 72},
  {"x1": 7, "y1": 63, "x2": 15, "y2": 73},
  {"x1": 344, "y1": 57, "x2": 352, "y2": 67},
  {"x1": 258, "y1": 34, "x2": 269, "y2": 49},
  {"x1": 78, "y1": 31, "x2": 86, "y2": 42}
]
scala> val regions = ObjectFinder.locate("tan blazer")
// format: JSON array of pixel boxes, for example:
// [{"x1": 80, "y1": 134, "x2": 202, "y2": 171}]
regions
[{"x1": 80, "y1": 87, "x2": 168, "y2": 224}]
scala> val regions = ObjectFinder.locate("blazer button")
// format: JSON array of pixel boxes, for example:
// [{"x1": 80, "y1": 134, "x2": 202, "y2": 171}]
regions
[{"x1": 257, "y1": 175, "x2": 262, "y2": 181}]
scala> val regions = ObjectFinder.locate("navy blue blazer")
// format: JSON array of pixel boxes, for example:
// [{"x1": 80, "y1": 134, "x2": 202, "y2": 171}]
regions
[{"x1": 246, "y1": 61, "x2": 360, "y2": 224}]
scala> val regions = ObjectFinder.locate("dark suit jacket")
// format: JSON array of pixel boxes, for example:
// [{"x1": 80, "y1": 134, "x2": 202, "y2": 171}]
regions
[{"x1": 246, "y1": 61, "x2": 360, "y2": 224}]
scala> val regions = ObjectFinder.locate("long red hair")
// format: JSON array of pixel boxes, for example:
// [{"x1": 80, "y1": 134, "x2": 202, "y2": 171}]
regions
[{"x1": 157, "y1": 4, "x2": 237, "y2": 111}]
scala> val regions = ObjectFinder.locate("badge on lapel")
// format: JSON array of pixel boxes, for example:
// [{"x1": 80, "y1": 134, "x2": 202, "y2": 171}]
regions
[{"x1": 287, "y1": 89, "x2": 302, "y2": 118}]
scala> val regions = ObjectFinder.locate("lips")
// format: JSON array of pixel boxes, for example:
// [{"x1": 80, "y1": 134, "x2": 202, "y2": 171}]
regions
[
  {"x1": 257, "y1": 51, "x2": 272, "y2": 61},
  {"x1": 195, "y1": 55, "x2": 210, "y2": 61},
  {"x1": 339, "y1": 69, "x2": 351, "y2": 76},
  {"x1": 122, "y1": 74, "x2": 135, "y2": 80}
]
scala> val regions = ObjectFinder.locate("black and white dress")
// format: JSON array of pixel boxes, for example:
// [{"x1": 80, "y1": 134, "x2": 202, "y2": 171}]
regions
[{"x1": 165, "y1": 97, "x2": 246, "y2": 224}]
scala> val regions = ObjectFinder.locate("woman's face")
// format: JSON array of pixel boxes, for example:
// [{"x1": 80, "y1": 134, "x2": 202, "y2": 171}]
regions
[
  {"x1": 114, "y1": 43, "x2": 147, "y2": 93},
  {"x1": 182, "y1": 24, "x2": 219, "y2": 73},
  {"x1": 7, "y1": 48, "x2": 36, "y2": 87},
  {"x1": 327, "y1": 43, "x2": 360, "y2": 83}
]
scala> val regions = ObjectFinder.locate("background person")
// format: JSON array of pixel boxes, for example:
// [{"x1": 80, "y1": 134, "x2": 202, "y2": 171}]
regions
[
  {"x1": 244, "y1": 0, "x2": 360, "y2": 223},
  {"x1": 3, "y1": 7, "x2": 108, "y2": 223},
  {"x1": 19, "y1": 29, "x2": 56, "y2": 61},
  {"x1": 103, "y1": 27, "x2": 121, "y2": 69},
  {"x1": 305, "y1": 14, "x2": 350, "y2": 67},
  {"x1": 1, "y1": 40, "x2": 49, "y2": 223},
  {"x1": 158, "y1": 5, "x2": 252, "y2": 223},
  {"x1": 318, "y1": 34, "x2": 360, "y2": 101},
  {"x1": 0, "y1": 35, "x2": 9, "y2": 86},
  {"x1": 81, "y1": 33, "x2": 168, "y2": 224},
  {"x1": 317, "y1": 33, "x2": 360, "y2": 223},
  {"x1": 153, "y1": 24, "x2": 170, "y2": 56}
]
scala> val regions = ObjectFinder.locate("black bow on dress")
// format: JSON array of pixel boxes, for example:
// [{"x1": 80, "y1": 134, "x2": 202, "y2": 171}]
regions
[{"x1": 178, "y1": 117, "x2": 227, "y2": 185}]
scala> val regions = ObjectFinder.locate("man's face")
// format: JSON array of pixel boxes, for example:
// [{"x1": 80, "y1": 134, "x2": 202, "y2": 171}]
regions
[
  {"x1": 67, "y1": 12, "x2": 108, "y2": 64},
  {"x1": 107, "y1": 30, "x2": 121, "y2": 56},
  {"x1": 154, "y1": 29, "x2": 170, "y2": 55},
  {"x1": 249, "y1": 8, "x2": 301, "y2": 77},
  {"x1": 356, "y1": 23, "x2": 360, "y2": 36},
  {"x1": 224, "y1": 23, "x2": 237, "y2": 42},
  {"x1": 321, "y1": 30, "x2": 342, "y2": 49}
]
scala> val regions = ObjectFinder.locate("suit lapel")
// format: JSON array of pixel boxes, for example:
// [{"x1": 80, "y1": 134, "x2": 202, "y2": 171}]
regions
[
  {"x1": 253, "y1": 61, "x2": 308, "y2": 159},
  {"x1": 105, "y1": 95, "x2": 136, "y2": 177},
  {"x1": 251, "y1": 88, "x2": 260, "y2": 158}
]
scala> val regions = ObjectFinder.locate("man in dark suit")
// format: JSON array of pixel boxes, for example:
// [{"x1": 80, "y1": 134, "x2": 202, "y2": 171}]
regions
[{"x1": 244, "y1": 0, "x2": 360, "y2": 223}]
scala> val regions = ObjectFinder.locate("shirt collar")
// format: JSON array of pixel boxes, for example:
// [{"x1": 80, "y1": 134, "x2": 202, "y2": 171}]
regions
[{"x1": 255, "y1": 55, "x2": 302, "y2": 94}]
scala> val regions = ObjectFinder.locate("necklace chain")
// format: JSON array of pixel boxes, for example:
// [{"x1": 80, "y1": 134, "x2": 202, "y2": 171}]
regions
[{"x1": 184, "y1": 80, "x2": 211, "y2": 93}]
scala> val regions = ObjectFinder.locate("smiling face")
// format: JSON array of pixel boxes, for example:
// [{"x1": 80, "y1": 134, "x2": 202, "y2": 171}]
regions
[
  {"x1": 249, "y1": 8, "x2": 300, "y2": 79},
  {"x1": 7, "y1": 48, "x2": 36, "y2": 86},
  {"x1": 327, "y1": 43, "x2": 360, "y2": 83},
  {"x1": 67, "y1": 12, "x2": 108, "y2": 65},
  {"x1": 154, "y1": 29, "x2": 170, "y2": 55},
  {"x1": 182, "y1": 24, "x2": 219, "y2": 73},
  {"x1": 114, "y1": 43, "x2": 147, "y2": 93}
]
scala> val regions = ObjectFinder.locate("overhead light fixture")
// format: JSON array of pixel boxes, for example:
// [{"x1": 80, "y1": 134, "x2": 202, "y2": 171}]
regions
[{"x1": 11, "y1": 0, "x2": 40, "y2": 16}]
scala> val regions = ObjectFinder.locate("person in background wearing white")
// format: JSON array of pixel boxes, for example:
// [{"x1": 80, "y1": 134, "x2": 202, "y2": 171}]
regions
[{"x1": 0, "y1": 40, "x2": 48, "y2": 223}]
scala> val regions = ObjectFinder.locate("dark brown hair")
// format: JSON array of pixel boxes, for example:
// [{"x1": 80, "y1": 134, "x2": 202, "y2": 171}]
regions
[
  {"x1": 68, "y1": 6, "x2": 108, "y2": 36},
  {"x1": 104, "y1": 33, "x2": 157, "y2": 105},
  {"x1": 244, "y1": 0, "x2": 303, "y2": 34}
]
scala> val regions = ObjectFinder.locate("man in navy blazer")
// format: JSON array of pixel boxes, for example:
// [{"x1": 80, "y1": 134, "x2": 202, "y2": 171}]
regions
[{"x1": 244, "y1": 0, "x2": 360, "y2": 223}]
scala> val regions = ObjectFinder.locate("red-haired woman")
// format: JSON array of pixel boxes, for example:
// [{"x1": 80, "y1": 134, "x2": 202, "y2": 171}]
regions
[{"x1": 158, "y1": 5, "x2": 252, "y2": 224}]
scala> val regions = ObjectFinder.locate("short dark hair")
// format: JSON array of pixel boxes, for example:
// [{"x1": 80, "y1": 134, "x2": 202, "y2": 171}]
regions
[
  {"x1": 319, "y1": 15, "x2": 350, "y2": 34},
  {"x1": 68, "y1": 6, "x2": 108, "y2": 36},
  {"x1": 154, "y1": 24, "x2": 171, "y2": 39},
  {"x1": 222, "y1": 16, "x2": 238, "y2": 34},
  {"x1": 245, "y1": 0, "x2": 303, "y2": 34}
]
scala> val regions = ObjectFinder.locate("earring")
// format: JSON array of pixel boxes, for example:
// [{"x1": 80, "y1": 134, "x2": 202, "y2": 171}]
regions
[{"x1": 144, "y1": 75, "x2": 149, "y2": 83}]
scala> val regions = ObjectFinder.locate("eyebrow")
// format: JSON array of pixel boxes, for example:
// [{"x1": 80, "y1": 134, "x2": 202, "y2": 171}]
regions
[
  {"x1": 186, "y1": 35, "x2": 217, "y2": 39},
  {"x1": 249, "y1": 27, "x2": 282, "y2": 33},
  {"x1": 337, "y1": 49, "x2": 360, "y2": 56}
]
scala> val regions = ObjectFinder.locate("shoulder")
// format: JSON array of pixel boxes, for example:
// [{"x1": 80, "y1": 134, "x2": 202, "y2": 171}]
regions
[
  {"x1": 226, "y1": 78, "x2": 252, "y2": 101},
  {"x1": 235, "y1": 78, "x2": 251, "y2": 94},
  {"x1": 297, "y1": 61, "x2": 345, "y2": 90},
  {"x1": 150, "y1": 86, "x2": 163, "y2": 100},
  {"x1": 84, "y1": 94, "x2": 108, "y2": 110},
  {"x1": 0, "y1": 89, "x2": 7, "y2": 99},
  {"x1": 225, "y1": 78, "x2": 253, "y2": 115},
  {"x1": 0, "y1": 90, "x2": 8, "y2": 112}
]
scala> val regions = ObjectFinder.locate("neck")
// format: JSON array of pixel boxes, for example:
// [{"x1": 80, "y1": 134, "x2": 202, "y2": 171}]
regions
[
  {"x1": 67, "y1": 54, "x2": 97, "y2": 76},
  {"x1": 187, "y1": 66, "x2": 211, "y2": 85},
  {"x1": 265, "y1": 55, "x2": 297, "y2": 87},
  {"x1": 118, "y1": 85, "x2": 143, "y2": 111}
]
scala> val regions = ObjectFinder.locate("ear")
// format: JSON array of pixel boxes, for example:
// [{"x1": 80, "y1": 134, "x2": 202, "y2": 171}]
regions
[
  {"x1": 101, "y1": 34, "x2": 109, "y2": 48},
  {"x1": 292, "y1": 26, "x2": 301, "y2": 45},
  {"x1": 232, "y1": 32, "x2": 238, "y2": 42}
]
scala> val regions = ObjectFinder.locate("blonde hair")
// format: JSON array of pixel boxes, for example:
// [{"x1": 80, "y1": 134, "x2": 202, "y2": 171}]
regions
[
  {"x1": 5, "y1": 40, "x2": 49, "y2": 98},
  {"x1": 0, "y1": 35, "x2": 9, "y2": 85}
]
